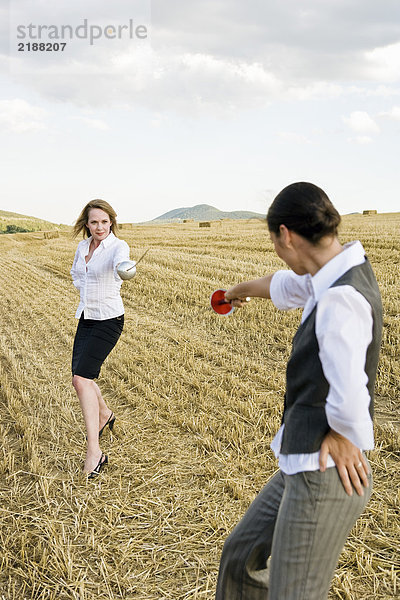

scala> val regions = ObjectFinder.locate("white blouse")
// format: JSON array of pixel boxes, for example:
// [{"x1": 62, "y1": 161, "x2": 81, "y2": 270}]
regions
[
  {"x1": 269, "y1": 241, "x2": 374, "y2": 474},
  {"x1": 70, "y1": 232, "x2": 130, "y2": 320}
]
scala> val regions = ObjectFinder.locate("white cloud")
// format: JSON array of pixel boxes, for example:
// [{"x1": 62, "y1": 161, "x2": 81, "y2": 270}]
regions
[
  {"x1": 9, "y1": 48, "x2": 283, "y2": 114},
  {"x1": 0, "y1": 99, "x2": 46, "y2": 132},
  {"x1": 152, "y1": 0, "x2": 400, "y2": 57},
  {"x1": 342, "y1": 111, "x2": 380, "y2": 134},
  {"x1": 365, "y1": 42, "x2": 400, "y2": 82},
  {"x1": 176, "y1": 53, "x2": 282, "y2": 109},
  {"x1": 379, "y1": 106, "x2": 400, "y2": 121},
  {"x1": 365, "y1": 85, "x2": 400, "y2": 97},
  {"x1": 2, "y1": 0, "x2": 400, "y2": 114}
]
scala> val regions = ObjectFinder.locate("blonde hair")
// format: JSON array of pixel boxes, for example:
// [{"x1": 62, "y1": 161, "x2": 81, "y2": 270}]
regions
[{"x1": 72, "y1": 199, "x2": 119, "y2": 239}]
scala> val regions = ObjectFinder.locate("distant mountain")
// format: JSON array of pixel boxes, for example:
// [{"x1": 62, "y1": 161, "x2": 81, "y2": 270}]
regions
[
  {"x1": 0, "y1": 209, "x2": 68, "y2": 233},
  {"x1": 151, "y1": 204, "x2": 265, "y2": 223}
]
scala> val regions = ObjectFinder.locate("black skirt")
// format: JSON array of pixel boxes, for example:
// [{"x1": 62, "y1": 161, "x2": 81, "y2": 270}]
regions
[{"x1": 72, "y1": 313, "x2": 124, "y2": 380}]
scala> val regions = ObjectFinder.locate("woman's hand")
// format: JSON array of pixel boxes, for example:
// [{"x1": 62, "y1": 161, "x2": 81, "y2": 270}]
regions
[
  {"x1": 225, "y1": 294, "x2": 251, "y2": 308},
  {"x1": 116, "y1": 260, "x2": 137, "y2": 280},
  {"x1": 319, "y1": 429, "x2": 369, "y2": 496},
  {"x1": 224, "y1": 274, "x2": 274, "y2": 307}
]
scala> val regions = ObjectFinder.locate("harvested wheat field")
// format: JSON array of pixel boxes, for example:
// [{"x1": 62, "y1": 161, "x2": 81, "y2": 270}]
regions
[{"x1": 0, "y1": 214, "x2": 399, "y2": 600}]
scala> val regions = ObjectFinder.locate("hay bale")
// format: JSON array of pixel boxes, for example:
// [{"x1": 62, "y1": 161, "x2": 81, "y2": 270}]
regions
[
  {"x1": 119, "y1": 223, "x2": 134, "y2": 229},
  {"x1": 363, "y1": 210, "x2": 377, "y2": 215},
  {"x1": 199, "y1": 221, "x2": 211, "y2": 228},
  {"x1": 183, "y1": 219, "x2": 194, "y2": 223},
  {"x1": 43, "y1": 231, "x2": 59, "y2": 239}
]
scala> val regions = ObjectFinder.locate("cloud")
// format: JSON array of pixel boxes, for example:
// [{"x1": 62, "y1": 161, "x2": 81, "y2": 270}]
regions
[
  {"x1": 5, "y1": 43, "x2": 397, "y2": 116},
  {"x1": 151, "y1": 0, "x2": 400, "y2": 56},
  {"x1": 364, "y1": 85, "x2": 400, "y2": 97},
  {"x1": 151, "y1": 0, "x2": 400, "y2": 81},
  {"x1": 0, "y1": 99, "x2": 47, "y2": 132},
  {"x1": 379, "y1": 105, "x2": 400, "y2": 120},
  {"x1": 342, "y1": 111, "x2": 380, "y2": 134},
  {"x1": 2, "y1": 0, "x2": 400, "y2": 114},
  {"x1": 9, "y1": 47, "x2": 282, "y2": 114},
  {"x1": 364, "y1": 42, "x2": 400, "y2": 82}
]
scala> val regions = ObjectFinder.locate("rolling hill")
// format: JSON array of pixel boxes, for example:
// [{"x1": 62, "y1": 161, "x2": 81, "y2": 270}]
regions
[
  {"x1": 0, "y1": 209, "x2": 68, "y2": 233},
  {"x1": 150, "y1": 203, "x2": 265, "y2": 223}
]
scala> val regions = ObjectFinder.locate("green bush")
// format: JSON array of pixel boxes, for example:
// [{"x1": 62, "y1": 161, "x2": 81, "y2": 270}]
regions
[{"x1": 0, "y1": 224, "x2": 33, "y2": 234}]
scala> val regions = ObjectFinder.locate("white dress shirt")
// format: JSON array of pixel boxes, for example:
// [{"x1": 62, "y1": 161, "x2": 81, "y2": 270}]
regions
[
  {"x1": 71, "y1": 232, "x2": 130, "y2": 320},
  {"x1": 269, "y1": 241, "x2": 374, "y2": 474}
]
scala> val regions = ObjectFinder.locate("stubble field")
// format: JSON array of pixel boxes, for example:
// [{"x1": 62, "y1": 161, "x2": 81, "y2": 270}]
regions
[{"x1": 0, "y1": 214, "x2": 399, "y2": 600}]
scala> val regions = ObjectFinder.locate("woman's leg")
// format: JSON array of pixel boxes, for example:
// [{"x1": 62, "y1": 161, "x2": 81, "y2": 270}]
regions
[
  {"x1": 92, "y1": 381, "x2": 113, "y2": 430},
  {"x1": 72, "y1": 375, "x2": 103, "y2": 473},
  {"x1": 268, "y1": 466, "x2": 372, "y2": 600},
  {"x1": 71, "y1": 315, "x2": 123, "y2": 471},
  {"x1": 215, "y1": 470, "x2": 285, "y2": 600}
]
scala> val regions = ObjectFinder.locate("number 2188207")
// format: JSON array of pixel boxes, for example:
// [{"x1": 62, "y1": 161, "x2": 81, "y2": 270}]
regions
[{"x1": 18, "y1": 42, "x2": 67, "y2": 51}]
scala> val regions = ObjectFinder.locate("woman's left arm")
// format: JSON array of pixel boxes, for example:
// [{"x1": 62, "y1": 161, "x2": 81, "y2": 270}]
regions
[{"x1": 316, "y1": 286, "x2": 374, "y2": 496}]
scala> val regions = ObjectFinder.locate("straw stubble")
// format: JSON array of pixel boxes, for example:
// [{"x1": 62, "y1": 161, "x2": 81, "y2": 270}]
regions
[{"x1": 0, "y1": 215, "x2": 399, "y2": 599}]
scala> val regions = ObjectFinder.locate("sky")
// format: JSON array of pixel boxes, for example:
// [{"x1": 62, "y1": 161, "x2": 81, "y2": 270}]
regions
[{"x1": 1, "y1": 0, "x2": 399, "y2": 224}]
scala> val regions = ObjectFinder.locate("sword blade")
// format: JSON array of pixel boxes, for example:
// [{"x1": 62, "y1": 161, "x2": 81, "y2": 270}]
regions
[{"x1": 127, "y1": 248, "x2": 150, "y2": 271}]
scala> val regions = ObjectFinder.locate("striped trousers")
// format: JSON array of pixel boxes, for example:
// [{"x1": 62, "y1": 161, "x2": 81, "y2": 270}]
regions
[{"x1": 215, "y1": 464, "x2": 372, "y2": 600}]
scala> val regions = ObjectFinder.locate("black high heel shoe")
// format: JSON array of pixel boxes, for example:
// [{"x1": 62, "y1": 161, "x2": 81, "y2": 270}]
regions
[
  {"x1": 99, "y1": 412, "x2": 115, "y2": 438},
  {"x1": 87, "y1": 453, "x2": 108, "y2": 479}
]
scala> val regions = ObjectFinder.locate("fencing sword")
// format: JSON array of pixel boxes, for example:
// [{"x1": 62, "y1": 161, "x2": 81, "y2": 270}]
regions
[{"x1": 117, "y1": 248, "x2": 150, "y2": 280}]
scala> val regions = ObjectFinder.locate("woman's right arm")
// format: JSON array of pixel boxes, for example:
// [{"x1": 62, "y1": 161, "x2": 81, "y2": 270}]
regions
[
  {"x1": 225, "y1": 275, "x2": 274, "y2": 306},
  {"x1": 225, "y1": 270, "x2": 310, "y2": 309},
  {"x1": 70, "y1": 248, "x2": 81, "y2": 290}
]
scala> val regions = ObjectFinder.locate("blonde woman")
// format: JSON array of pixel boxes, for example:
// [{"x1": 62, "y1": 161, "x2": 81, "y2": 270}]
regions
[{"x1": 71, "y1": 200, "x2": 130, "y2": 478}]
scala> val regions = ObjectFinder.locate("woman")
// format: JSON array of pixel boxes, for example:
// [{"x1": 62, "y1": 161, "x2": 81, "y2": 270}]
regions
[
  {"x1": 71, "y1": 199, "x2": 130, "y2": 478},
  {"x1": 215, "y1": 182, "x2": 382, "y2": 600}
]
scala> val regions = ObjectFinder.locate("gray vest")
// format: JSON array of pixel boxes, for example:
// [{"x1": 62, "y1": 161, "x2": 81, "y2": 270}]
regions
[{"x1": 280, "y1": 258, "x2": 382, "y2": 455}]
